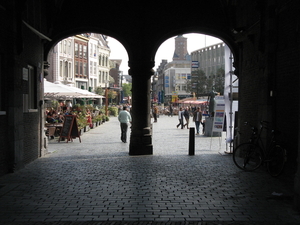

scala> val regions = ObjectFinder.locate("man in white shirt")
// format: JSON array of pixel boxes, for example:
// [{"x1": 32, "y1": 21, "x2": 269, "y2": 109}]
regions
[{"x1": 118, "y1": 106, "x2": 132, "y2": 143}]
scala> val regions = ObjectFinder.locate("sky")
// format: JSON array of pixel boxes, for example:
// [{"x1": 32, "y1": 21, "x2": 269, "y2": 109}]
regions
[{"x1": 108, "y1": 33, "x2": 222, "y2": 74}]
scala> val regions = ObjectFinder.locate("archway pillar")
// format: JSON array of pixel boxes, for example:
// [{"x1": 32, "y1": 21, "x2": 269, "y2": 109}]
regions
[{"x1": 128, "y1": 61, "x2": 154, "y2": 155}]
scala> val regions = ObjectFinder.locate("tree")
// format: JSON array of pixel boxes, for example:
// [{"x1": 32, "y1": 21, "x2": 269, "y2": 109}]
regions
[
  {"x1": 187, "y1": 69, "x2": 207, "y2": 97},
  {"x1": 108, "y1": 89, "x2": 117, "y2": 103},
  {"x1": 214, "y1": 68, "x2": 225, "y2": 95},
  {"x1": 94, "y1": 86, "x2": 105, "y2": 95},
  {"x1": 122, "y1": 83, "x2": 132, "y2": 97},
  {"x1": 206, "y1": 74, "x2": 214, "y2": 94}
]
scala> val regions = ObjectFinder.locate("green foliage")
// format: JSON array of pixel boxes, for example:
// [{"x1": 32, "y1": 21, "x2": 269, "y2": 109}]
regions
[
  {"x1": 188, "y1": 69, "x2": 207, "y2": 97},
  {"x1": 51, "y1": 100, "x2": 59, "y2": 109},
  {"x1": 94, "y1": 86, "x2": 104, "y2": 95},
  {"x1": 98, "y1": 107, "x2": 105, "y2": 115},
  {"x1": 122, "y1": 83, "x2": 132, "y2": 97},
  {"x1": 108, "y1": 106, "x2": 118, "y2": 116},
  {"x1": 108, "y1": 90, "x2": 117, "y2": 102},
  {"x1": 214, "y1": 68, "x2": 225, "y2": 95},
  {"x1": 206, "y1": 74, "x2": 214, "y2": 93},
  {"x1": 94, "y1": 114, "x2": 104, "y2": 123},
  {"x1": 76, "y1": 112, "x2": 88, "y2": 129},
  {"x1": 72, "y1": 105, "x2": 111, "y2": 129},
  {"x1": 187, "y1": 68, "x2": 225, "y2": 97}
]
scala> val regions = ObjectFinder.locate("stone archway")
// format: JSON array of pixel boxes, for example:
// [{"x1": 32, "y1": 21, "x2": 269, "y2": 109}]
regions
[{"x1": 44, "y1": 25, "x2": 239, "y2": 156}]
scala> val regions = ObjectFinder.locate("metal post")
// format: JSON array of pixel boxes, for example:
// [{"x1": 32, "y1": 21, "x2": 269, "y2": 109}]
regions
[
  {"x1": 105, "y1": 87, "x2": 108, "y2": 116},
  {"x1": 189, "y1": 127, "x2": 195, "y2": 155}
]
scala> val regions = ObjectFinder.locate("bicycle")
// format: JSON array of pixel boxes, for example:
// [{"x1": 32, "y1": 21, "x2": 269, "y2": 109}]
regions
[{"x1": 233, "y1": 121, "x2": 287, "y2": 177}]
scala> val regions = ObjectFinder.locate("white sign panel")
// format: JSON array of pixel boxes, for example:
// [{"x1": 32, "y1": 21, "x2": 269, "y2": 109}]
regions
[
  {"x1": 191, "y1": 61, "x2": 199, "y2": 68},
  {"x1": 212, "y1": 97, "x2": 225, "y2": 132}
]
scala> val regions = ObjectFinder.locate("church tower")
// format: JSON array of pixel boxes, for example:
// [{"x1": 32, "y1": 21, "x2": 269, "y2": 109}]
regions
[{"x1": 172, "y1": 35, "x2": 189, "y2": 61}]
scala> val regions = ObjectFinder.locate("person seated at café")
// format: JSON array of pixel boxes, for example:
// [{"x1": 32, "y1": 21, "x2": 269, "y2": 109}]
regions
[
  {"x1": 57, "y1": 114, "x2": 64, "y2": 123},
  {"x1": 46, "y1": 112, "x2": 55, "y2": 123}
]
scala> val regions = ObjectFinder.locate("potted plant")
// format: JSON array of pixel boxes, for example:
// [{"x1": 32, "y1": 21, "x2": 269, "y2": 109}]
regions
[
  {"x1": 94, "y1": 114, "x2": 101, "y2": 126},
  {"x1": 108, "y1": 106, "x2": 118, "y2": 117},
  {"x1": 76, "y1": 112, "x2": 88, "y2": 134},
  {"x1": 92, "y1": 117, "x2": 97, "y2": 128}
]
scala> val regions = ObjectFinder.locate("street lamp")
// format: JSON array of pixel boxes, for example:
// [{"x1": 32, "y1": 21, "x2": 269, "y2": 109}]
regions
[{"x1": 104, "y1": 80, "x2": 109, "y2": 116}]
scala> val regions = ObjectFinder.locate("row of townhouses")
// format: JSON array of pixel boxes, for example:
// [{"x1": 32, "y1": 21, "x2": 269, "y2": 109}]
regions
[
  {"x1": 153, "y1": 35, "x2": 225, "y2": 104},
  {"x1": 47, "y1": 33, "x2": 122, "y2": 95}
]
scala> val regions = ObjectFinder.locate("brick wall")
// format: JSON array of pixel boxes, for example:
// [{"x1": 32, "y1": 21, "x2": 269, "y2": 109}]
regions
[
  {"x1": 0, "y1": 116, "x2": 9, "y2": 176},
  {"x1": 235, "y1": 0, "x2": 299, "y2": 170},
  {"x1": 23, "y1": 112, "x2": 40, "y2": 165}
]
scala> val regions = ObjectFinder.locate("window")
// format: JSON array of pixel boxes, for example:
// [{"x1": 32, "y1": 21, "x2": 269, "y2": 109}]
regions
[
  {"x1": 75, "y1": 61, "x2": 78, "y2": 74},
  {"x1": 75, "y1": 43, "x2": 78, "y2": 57},
  {"x1": 69, "y1": 63, "x2": 72, "y2": 78},
  {"x1": 83, "y1": 63, "x2": 87, "y2": 76},
  {"x1": 68, "y1": 41, "x2": 71, "y2": 55},
  {"x1": 80, "y1": 62, "x2": 83, "y2": 75},
  {"x1": 83, "y1": 45, "x2": 87, "y2": 59},
  {"x1": 79, "y1": 44, "x2": 82, "y2": 58},
  {"x1": 59, "y1": 41, "x2": 62, "y2": 53},
  {"x1": 23, "y1": 65, "x2": 37, "y2": 112},
  {"x1": 99, "y1": 55, "x2": 102, "y2": 66},
  {"x1": 90, "y1": 62, "x2": 93, "y2": 75},
  {"x1": 64, "y1": 61, "x2": 68, "y2": 77},
  {"x1": 59, "y1": 61, "x2": 63, "y2": 77},
  {"x1": 63, "y1": 40, "x2": 67, "y2": 53},
  {"x1": 94, "y1": 62, "x2": 96, "y2": 75}
]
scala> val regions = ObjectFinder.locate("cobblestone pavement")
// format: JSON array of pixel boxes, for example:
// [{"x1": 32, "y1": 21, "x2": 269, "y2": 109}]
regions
[{"x1": 0, "y1": 115, "x2": 299, "y2": 224}]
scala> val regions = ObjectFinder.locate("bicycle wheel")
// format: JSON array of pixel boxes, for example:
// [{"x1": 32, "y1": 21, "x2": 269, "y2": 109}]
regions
[
  {"x1": 233, "y1": 143, "x2": 263, "y2": 171},
  {"x1": 267, "y1": 145, "x2": 286, "y2": 177}
]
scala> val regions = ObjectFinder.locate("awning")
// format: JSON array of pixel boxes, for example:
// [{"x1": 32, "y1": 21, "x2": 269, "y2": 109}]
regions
[
  {"x1": 178, "y1": 97, "x2": 208, "y2": 105},
  {"x1": 181, "y1": 100, "x2": 207, "y2": 104},
  {"x1": 44, "y1": 80, "x2": 104, "y2": 100}
]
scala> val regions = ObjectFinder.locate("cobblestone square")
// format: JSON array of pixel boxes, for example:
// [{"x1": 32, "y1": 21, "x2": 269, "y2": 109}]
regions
[{"x1": 0, "y1": 115, "x2": 299, "y2": 224}]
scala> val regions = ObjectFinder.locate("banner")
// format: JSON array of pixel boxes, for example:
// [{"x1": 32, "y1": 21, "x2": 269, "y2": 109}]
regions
[
  {"x1": 171, "y1": 95, "x2": 178, "y2": 103},
  {"x1": 212, "y1": 97, "x2": 225, "y2": 132}
]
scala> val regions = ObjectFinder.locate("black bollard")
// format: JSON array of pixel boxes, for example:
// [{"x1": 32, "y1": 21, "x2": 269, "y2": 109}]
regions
[{"x1": 189, "y1": 127, "x2": 195, "y2": 155}]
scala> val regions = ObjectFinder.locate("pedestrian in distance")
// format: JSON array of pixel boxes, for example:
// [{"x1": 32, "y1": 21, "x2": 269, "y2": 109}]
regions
[
  {"x1": 176, "y1": 107, "x2": 184, "y2": 129},
  {"x1": 183, "y1": 107, "x2": 190, "y2": 129},
  {"x1": 153, "y1": 105, "x2": 158, "y2": 122},
  {"x1": 118, "y1": 106, "x2": 132, "y2": 143},
  {"x1": 193, "y1": 107, "x2": 202, "y2": 135},
  {"x1": 168, "y1": 104, "x2": 173, "y2": 117},
  {"x1": 201, "y1": 119, "x2": 206, "y2": 134}
]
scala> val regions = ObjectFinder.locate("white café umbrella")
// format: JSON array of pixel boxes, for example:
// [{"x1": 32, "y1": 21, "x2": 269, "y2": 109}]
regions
[
  {"x1": 61, "y1": 84, "x2": 104, "y2": 99},
  {"x1": 44, "y1": 80, "x2": 104, "y2": 100}
]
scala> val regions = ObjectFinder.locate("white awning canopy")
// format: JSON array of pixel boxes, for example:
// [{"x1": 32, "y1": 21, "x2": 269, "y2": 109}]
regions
[{"x1": 44, "y1": 80, "x2": 104, "y2": 100}]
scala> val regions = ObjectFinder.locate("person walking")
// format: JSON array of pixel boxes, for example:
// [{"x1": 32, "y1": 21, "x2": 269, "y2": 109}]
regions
[
  {"x1": 201, "y1": 119, "x2": 206, "y2": 134},
  {"x1": 153, "y1": 105, "x2": 158, "y2": 122},
  {"x1": 168, "y1": 104, "x2": 173, "y2": 117},
  {"x1": 118, "y1": 106, "x2": 132, "y2": 143},
  {"x1": 193, "y1": 107, "x2": 202, "y2": 135},
  {"x1": 176, "y1": 107, "x2": 184, "y2": 129},
  {"x1": 183, "y1": 107, "x2": 190, "y2": 129}
]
